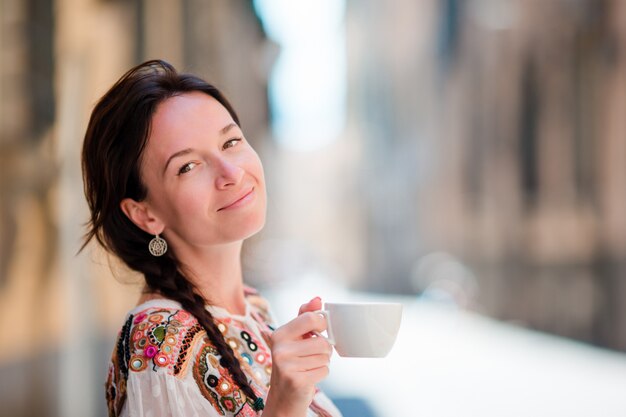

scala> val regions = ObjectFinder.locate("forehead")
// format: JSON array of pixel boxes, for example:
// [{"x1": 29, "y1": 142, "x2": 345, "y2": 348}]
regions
[{"x1": 149, "y1": 91, "x2": 234, "y2": 146}]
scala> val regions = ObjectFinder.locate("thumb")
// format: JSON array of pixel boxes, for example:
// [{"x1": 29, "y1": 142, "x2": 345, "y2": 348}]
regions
[{"x1": 298, "y1": 296, "x2": 322, "y2": 315}]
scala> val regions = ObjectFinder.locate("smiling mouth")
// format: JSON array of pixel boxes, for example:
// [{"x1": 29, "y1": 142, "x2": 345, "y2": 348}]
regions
[{"x1": 218, "y1": 187, "x2": 255, "y2": 211}]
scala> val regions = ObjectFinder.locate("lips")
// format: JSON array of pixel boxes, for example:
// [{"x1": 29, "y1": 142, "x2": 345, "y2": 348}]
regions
[{"x1": 218, "y1": 187, "x2": 255, "y2": 211}]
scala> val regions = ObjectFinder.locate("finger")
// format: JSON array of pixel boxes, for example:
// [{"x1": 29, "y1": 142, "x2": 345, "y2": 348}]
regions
[
  {"x1": 276, "y1": 353, "x2": 331, "y2": 374},
  {"x1": 298, "y1": 298, "x2": 324, "y2": 339},
  {"x1": 298, "y1": 354, "x2": 332, "y2": 372},
  {"x1": 273, "y1": 312, "x2": 327, "y2": 342},
  {"x1": 300, "y1": 363, "x2": 330, "y2": 382},
  {"x1": 298, "y1": 297, "x2": 322, "y2": 315},
  {"x1": 274, "y1": 336, "x2": 332, "y2": 359}
]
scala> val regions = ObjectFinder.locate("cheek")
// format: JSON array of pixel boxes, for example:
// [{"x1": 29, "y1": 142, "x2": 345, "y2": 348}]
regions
[
  {"x1": 153, "y1": 179, "x2": 212, "y2": 225},
  {"x1": 246, "y1": 151, "x2": 265, "y2": 186},
  {"x1": 172, "y1": 180, "x2": 212, "y2": 215},
  {"x1": 249, "y1": 155, "x2": 267, "y2": 218}
]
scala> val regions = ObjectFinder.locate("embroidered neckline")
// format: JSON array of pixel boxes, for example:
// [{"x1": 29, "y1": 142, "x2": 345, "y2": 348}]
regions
[{"x1": 129, "y1": 298, "x2": 253, "y2": 321}]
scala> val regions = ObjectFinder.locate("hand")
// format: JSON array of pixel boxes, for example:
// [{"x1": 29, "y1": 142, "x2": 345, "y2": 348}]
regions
[{"x1": 262, "y1": 297, "x2": 332, "y2": 417}]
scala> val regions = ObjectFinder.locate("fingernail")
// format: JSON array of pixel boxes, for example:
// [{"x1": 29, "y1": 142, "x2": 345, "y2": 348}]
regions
[{"x1": 312, "y1": 296, "x2": 321, "y2": 302}]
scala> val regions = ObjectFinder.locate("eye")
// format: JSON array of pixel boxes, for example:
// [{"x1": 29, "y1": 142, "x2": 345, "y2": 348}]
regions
[
  {"x1": 223, "y1": 138, "x2": 242, "y2": 150},
  {"x1": 177, "y1": 161, "x2": 198, "y2": 175}
]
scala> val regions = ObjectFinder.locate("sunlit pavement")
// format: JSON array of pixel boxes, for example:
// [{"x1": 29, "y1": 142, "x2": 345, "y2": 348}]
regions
[{"x1": 263, "y1": 276, "x2": 626, "y2": 417}]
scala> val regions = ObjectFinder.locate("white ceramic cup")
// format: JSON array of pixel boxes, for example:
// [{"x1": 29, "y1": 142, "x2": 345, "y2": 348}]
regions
[{"x1": 316, "y1": 302, "x2": 403, "y2": 358}]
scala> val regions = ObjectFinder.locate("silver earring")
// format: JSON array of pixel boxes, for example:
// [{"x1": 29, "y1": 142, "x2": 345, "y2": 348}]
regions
[{"x1": 148, "y1": 234, "x2": 167, "y2": 257}]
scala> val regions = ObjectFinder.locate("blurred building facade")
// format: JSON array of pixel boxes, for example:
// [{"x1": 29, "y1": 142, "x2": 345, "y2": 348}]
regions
[{"x1": 346, "y1": 0, "x2": 626, "y2": 350}]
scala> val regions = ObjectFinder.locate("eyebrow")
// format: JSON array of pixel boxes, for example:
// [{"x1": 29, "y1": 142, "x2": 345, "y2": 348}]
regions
[
  {"x1": 220, "y1": 122, "x2": 238, "y2": 135},
  {"x1": 162, "y1": 123, "x2": 240, "y2": 175},
  {"x1": 163, "y1": 148, "x2": 193, "y2": 175}
]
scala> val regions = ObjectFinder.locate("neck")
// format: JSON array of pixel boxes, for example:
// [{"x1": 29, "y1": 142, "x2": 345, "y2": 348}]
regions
[{"x1": 153, "y1": 240, "x2": 248, "y2": 316}]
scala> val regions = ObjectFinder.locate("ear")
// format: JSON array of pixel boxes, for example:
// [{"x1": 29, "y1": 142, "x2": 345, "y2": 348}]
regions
[{"x1": 120, "y1": 198, "x2": 165, "y2": 236}]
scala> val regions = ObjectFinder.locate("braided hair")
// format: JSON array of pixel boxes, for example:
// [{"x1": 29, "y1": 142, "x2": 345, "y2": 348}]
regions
[{"x1": 81, "y1": 60, "x2": 261, "y2": 407}]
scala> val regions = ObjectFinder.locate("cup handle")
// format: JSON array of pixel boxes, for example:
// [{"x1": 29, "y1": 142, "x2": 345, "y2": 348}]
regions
[{"x1": 313, "y1": 310, "x2": 335, "y2": 345}]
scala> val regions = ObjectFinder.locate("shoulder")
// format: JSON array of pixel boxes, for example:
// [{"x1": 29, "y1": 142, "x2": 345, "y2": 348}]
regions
[
  {"x1": 122, "y1": 303, "x2": 205, "y2": 376},
  {"x1": 106, "y1": 303, "x2": 204, "y2": 416}
]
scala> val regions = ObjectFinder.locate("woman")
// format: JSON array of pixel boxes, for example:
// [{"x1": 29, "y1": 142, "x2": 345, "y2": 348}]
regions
[{"x1": 81, "y1": 60, "x2": 341, "y2": 417}]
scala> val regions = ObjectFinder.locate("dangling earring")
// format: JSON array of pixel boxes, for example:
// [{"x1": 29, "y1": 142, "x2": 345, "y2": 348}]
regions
[{"x1": 148, "y1": 234, "x2": 168, "y2": 257}]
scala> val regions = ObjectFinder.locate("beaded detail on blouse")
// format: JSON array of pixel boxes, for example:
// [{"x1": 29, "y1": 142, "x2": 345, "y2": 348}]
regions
[{"x1": 105, "y1": 288, "x2": 342, "y2": 417}]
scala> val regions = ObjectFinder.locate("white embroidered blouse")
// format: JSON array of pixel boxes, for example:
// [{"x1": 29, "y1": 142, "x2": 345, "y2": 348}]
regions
[{"x1": 105, "y1": 289, "x2": 342, "y2": 417}]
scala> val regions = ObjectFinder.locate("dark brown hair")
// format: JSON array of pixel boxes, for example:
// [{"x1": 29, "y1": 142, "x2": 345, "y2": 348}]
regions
[{"x1": 81, "y1": 60, "x2": 261, "y2": 407}]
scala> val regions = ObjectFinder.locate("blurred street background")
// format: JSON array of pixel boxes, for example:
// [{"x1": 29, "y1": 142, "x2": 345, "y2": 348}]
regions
[{"x1": 1, "y1": 0, "x2": 626, "y2": 416}]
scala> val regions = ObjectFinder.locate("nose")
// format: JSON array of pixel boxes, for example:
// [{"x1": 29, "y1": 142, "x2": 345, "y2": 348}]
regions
[{"x1": 215, "y1": 158, "x2": 244, "y2": 189}]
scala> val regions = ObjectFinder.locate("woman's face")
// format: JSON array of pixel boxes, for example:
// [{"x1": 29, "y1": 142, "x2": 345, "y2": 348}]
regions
[{"x1": 136, "y1": 92, "x2": 266, "y2": 251}]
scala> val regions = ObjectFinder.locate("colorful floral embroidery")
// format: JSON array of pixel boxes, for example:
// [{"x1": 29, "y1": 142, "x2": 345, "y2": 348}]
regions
[
  {"x1": 218, "y1": 322, "x2": 228, "y2": 334},
  {"x1": 106, "y1": 307, "x2": 205, "y2": 416},
  {"x1": 192, "y1": 340, "x2": 264, "y2": 416},
  {"x1": 125, "y1": 308, "x2": 197, "y2": 373},
  {"x1": 133, "y1": 312, "x2": 147, "y2": 324},
  {"x1": 221, "y1": 396, "x2": 237, "y2": 413},
  {"x1": 173, "y1": 323, "x2": 203, "y2": 375},
  {"x1": 194, "y1": 344, "x2": 227, "y2": 415},
  {"x1": 236, "y1": 403, "x2": 260, "y2": 417},
  {"x1": 217, "y1": 318, "x2": 272, "y2": 387},
  {"x1": 216, "y1": 375, "x2": 235, "y2": 396},
  {"x1": 129, "y1": 355, "x2": 148, "y2": 372},
  {"x1": 106, "y1": 314, "x2": 133, "y2": 417},
  {"x1": 144, "y1": 345, "x2": 158, "y2": 358},
  {"x1": 104, "y1": 289, "x2": 343, "y2": 417},
  {"x1": 240, "y1": 352, "x2": 253, "y2": 366},
  {"x1": 226, "y1": 337, "x2": 240, "y2": 350}
]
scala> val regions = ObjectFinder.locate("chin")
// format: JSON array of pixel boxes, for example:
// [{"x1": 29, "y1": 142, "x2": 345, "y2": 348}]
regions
[
  {"x1": 245, "y1": 214, "x2": 266, "y2": 239},
  {"x1": 231, "y1": 212, "x2": 266, "y2": 241}
]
